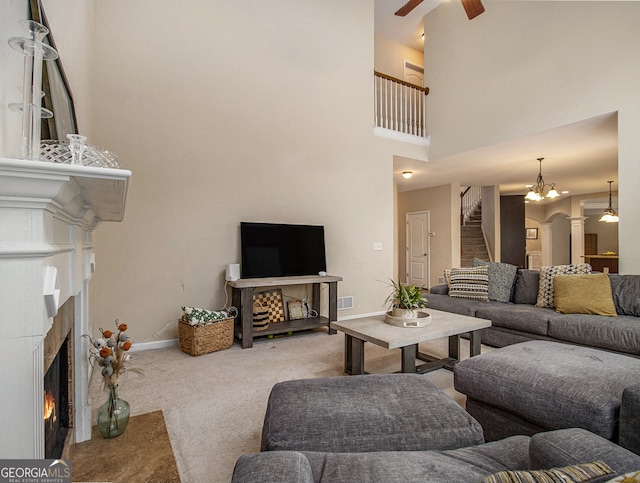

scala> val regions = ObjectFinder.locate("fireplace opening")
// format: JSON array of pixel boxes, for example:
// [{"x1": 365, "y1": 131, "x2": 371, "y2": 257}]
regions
[{"x1": 44, "y1": 335, "x2": 70, "y2": 459}]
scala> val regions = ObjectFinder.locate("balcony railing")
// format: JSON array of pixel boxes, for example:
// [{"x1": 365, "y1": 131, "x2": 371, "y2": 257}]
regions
[{"x1": 374, "y1": 71, "x2": 429, "y2": 139}]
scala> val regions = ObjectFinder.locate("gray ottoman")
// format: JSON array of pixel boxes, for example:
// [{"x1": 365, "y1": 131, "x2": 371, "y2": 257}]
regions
[
  {"x1": 454, "y1": 341, "x2": 640, "y2": 448},
  {"x1": 261, "y1": 374, "x2": 484, "y2": 453}
]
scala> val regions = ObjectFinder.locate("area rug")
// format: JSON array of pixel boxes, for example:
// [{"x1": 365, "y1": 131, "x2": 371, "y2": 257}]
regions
[{"x1": 72, "y1": 410, "x2": 180, "y2": 483}]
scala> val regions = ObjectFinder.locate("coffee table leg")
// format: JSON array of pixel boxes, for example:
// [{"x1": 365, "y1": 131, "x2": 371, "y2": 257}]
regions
[
  {"x1": 345, "y1": 335, "x2": 365, "y2": 375},
  {"x1": 470, "y1": 330, "x2": 482, "y2": 357},
  {"x1": 448, "y1": 334, "x2": 460, "y2": 361},
  {"x1": 401, "y1": 344, "x2": 417, "y2": 373}
]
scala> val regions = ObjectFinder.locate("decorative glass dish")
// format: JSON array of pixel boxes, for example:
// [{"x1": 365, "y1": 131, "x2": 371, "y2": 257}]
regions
[{"x1": 40, "y1": 140, "x2": 121, "y2": 168}]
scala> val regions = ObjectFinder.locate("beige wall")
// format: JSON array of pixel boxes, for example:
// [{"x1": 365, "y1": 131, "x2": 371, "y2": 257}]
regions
[
  {"x1": 424, "y1": 1, "x2": 640, "y2": 273},
  {"x1": 584, "y1": 217, "x2": 619, "y2": 255},
  {"x1": 480, "y1": 185, "x2": 500, "y2": 261},
  {"x1": 397, "y1": 183, "x2": 460, "y2": 287},
  {"x1": 374, "y1": 35, "x2": 423, "y2": 80},
  {"x1": 82, "y1": 0, "x2": 399, "y2": 342}
]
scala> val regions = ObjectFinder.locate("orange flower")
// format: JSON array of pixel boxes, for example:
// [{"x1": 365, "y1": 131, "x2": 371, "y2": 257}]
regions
[
  {"x1": 102, "y1": 330, "x2": 113, "y2": 338},
  {"x1": 118, "y1": 323, "x2": 128, "y2": 331},
  {"x1": 122, "y1": 341, "x2": 132, "y2": 351},
  {"x1": 99, "y1": 347, "x2": 112, "y2": 358}
]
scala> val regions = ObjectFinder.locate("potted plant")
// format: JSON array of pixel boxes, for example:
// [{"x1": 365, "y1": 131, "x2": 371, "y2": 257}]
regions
[{"x1": 385, "y1": 279, "x2": 428, "y2": 319}]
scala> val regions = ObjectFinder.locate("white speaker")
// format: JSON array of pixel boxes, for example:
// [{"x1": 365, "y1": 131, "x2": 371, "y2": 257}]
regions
[{"x1": 226, "y1": 263, "x2": 240, "y2": 281}]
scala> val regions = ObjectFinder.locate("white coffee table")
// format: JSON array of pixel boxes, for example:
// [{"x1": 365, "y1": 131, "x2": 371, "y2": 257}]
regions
[{"x1": 330, "y1": 309, "x2": 491, "y2": 375}]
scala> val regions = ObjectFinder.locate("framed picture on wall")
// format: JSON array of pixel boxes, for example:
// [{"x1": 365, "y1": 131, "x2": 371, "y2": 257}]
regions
[{"x1": 526, "y1": 228, "x2": 538, "y2": 240}]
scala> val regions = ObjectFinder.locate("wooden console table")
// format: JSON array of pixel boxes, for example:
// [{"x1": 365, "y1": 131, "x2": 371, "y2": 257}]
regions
[
  {"x1": 583, "y1": 255, "x2": 619, "y2": 274},
  {"x1": 229, "y1": 274, "x2": 343, "y2": 348}
]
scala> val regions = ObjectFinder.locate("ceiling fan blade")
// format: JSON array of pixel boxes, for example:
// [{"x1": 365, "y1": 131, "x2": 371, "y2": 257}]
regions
[
  {"x1": 395, "y1": 0, "x2": 424, "y2": 17},
  {"x1": 461, "y1": 0, "x2": 485, "y2": 19}
]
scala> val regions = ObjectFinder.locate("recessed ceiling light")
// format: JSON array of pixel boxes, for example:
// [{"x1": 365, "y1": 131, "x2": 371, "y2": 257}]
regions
[{"x1": 561, "y1": 191, "x2": 570, "y2": 194}]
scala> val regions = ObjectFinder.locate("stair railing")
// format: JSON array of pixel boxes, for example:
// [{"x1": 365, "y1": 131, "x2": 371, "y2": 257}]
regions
[
  {"x1": 460, "y1": 186, "x2": 482, "y2": 225},
  {"x1": 374, "y1": 71, "x2": 429, "y2": 138}
]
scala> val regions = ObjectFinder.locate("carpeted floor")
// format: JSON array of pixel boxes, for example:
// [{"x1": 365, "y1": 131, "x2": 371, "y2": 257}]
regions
[{"x1": 81, "y1": 328, "x2": 481, "y2": 483}]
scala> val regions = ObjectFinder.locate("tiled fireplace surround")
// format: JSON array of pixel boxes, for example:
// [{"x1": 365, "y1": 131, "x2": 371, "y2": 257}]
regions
[{"x1": 0, "y1": 157, "x2": 131, "y2": 458}]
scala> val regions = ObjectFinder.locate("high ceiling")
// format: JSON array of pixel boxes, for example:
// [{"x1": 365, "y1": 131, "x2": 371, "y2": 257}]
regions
[{"x1": 375, "y1": 0, "x2": 619, "y2": 204}]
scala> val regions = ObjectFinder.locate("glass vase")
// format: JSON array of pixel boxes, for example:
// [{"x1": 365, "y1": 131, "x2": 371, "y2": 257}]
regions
[{"x1": 96, "y1": 385, "x2": 130, "y2": 439}]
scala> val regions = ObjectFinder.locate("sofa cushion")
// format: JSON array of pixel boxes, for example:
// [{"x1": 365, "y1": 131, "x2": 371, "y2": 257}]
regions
[
  {"x1": 513, "y1": 269, "x2": 540, "y2": 305},
  {"x1": 548, "y1": 314, "x2": 640, "y2": 356},
  {"x1": 454, "y1": 341, "x2": 640, "y2": 441},
  {"x1": 233, "y1": 452, "x2": 314, "y2": 483},
  {"x1": 482, "y1": 461, "x2": 613, "y2": 483},
  {"x1": 302, "y1": 436, "x2": 530, "y2": 483},
  {"x1": 553, "y1": 273, "x2": 617, "y2": 316},
  {"x1": 473, "y1": 258, "x2": 518, "y2": 303},
  {"x1": 261, "y1": 374, "x2": 484, "y2": 453},
  {"x1": 608, "y1": 274, "x2": 640, "y2": 316},
  {"x1": 529, "y1": 428, "x2": 640, "y2": 475},
  {"x1": 448, "y1": 266, "x2": 489, "y2": 302},
  {"x1": 429, "y1": 284, "x2": 448, "y2": 295},
  {"x1": 536, "y1": 264, "x2": 592, "y2": 308},
  {"x1": 474, "y1": 304, "x2": 559, "y2": 336},
  {"x1": 425, "y1": 293, "x2": 496, "y2": 317}
]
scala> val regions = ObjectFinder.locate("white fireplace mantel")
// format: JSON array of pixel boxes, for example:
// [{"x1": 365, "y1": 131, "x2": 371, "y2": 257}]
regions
[{"x1": 0, "y1": 157, "x2": 131, "y2": 458}]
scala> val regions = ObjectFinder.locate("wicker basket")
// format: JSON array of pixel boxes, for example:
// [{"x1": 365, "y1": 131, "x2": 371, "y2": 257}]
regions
[{"x1": 178, "y1": 315, "x2": 234, "y2": 356}]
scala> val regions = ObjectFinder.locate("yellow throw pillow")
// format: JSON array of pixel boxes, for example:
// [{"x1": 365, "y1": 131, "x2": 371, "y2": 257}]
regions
[{"x1": 553, "y1": 273, "x2": 617, "y2": 316}]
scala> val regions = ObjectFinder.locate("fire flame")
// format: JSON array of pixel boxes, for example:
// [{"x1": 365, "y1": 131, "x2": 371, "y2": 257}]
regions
[{"x1": 44, "y1": 389, "x2": 56, "y2": 423}]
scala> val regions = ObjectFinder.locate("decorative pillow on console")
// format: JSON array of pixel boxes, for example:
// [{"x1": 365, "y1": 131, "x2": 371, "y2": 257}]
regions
[
  {"x1": 553, "y1": 273, "x2": 617, "y2": 316},
  {"x1": 482, "y1": 460, "x2": 613, "y2": 483},
  {"x1": 473, "y1": 258, "x2": 518, "y2": 303},
  {"x1": 447, "y1": 266, "x2": 489, "y2": 302},
  {"x1": 536, "y1": 263, "x2": 592, "y2": 308}
]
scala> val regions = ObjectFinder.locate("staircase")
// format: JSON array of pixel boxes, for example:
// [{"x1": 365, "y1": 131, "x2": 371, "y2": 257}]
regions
[{"x1": 461, "y1": 203, "x2": 489, "y2": 267}]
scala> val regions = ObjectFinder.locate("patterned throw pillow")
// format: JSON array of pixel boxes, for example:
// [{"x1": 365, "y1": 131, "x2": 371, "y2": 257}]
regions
[
  {"x1": 448, "y1": 266, "x2": 489, "y2": 302},
  {"x1": 473, "y1": 258, "x2": 518, "y2": 303},
  {"x1": 536, "y1": 263, "x2": 592, "y2": 308},
  {"x1": 606, "y1": 472, "x2": 640, "y2": 482},
  {"x1": 483, "y1": 461, "x2": 613, "y2": 483},
  {"x1": 182, "y1": 306, "x2": 229, "y2": 326}
]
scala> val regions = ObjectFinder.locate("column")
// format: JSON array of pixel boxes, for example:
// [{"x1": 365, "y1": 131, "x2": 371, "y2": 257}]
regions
[{"x1": 569, "y1": 217, "x2": 587, "y2": 266}]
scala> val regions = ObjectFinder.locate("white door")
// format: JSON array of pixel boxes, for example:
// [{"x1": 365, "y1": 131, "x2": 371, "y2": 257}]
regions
[
  {"x1": 403, "y1": 60, "x2": 424, "y2": 87},
  {"x1": 406, "y1": 211, "x2": 430, "y2": 287}
]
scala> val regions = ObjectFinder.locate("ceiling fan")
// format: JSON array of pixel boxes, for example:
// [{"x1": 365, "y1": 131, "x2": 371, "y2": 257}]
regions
[{"x1": 395, "y1": 0, "x2": 485, "y2": 20}]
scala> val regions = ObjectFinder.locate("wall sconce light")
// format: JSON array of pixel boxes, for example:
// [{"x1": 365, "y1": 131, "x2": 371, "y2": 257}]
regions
[{"x1": 402, "y1": 171, "x2": 413, "y2": 179}]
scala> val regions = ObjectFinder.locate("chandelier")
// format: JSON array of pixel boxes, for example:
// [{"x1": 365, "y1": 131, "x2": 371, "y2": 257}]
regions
[
  {"x1": 524, "y1": 158, "x2": 559, "y2": 201},
  {"x1": 599, "y1": 181, "x2": 619, "y2": 223}
]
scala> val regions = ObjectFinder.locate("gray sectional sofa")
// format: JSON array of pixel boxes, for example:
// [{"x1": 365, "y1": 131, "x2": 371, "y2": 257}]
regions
[
  {"x1": 427, "y1": 270, "x2": 640, "y2": 357},
  {"x1": 232, "y1": 375, "x2": 640, "y2": 483}
]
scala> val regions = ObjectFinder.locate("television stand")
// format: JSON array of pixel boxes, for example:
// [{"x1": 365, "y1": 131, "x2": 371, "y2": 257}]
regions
[{"x1": 229, "y1": 274, "x2": 343, "y2": 349}]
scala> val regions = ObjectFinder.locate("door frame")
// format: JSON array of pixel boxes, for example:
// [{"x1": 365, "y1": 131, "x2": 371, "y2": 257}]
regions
[{"x1": 405, "y1": 210, "x2": 430, "y2": 287}]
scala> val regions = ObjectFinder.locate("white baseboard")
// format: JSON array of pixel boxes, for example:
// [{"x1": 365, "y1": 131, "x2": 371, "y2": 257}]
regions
[
  {"x1": 130, "y1": 313, "x2": 384, "y2": 350},
  {"x1": 130, "y1": 338, "x2": 179, "y2": 352},
  {"x1": 337, "y1": 311, "x2": 386, "y2": 321}
]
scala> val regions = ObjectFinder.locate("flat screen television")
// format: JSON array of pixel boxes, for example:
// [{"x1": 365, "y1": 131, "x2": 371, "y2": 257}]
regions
[{"x1": 240, "y1": 222, "x2": 326, "y2": 279}]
